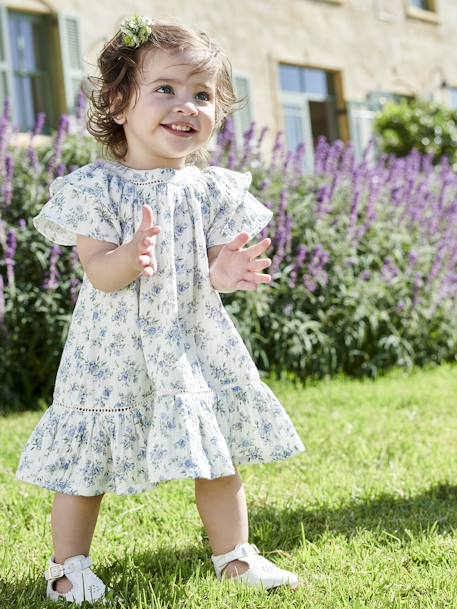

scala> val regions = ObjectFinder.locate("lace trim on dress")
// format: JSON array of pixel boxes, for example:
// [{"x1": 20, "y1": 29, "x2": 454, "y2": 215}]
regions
[
  {"x1": 53, "y1": 390, "x2": 155, "y2": 413},
  {"x1": 57, "y1": 404, "x2": 143, "y2": 413},
  {"x1": 53, "y1": 387, "x2": 223, "y2": 413}
]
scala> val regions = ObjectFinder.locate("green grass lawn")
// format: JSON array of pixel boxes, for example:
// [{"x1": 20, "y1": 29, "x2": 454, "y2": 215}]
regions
[{"x1": 2, "y1": 363, "x2": 457, "y2": 608}]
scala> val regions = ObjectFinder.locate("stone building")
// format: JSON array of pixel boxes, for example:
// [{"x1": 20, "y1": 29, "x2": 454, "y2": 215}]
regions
[{"x1": 1, "y1": 0, "x2": 456, "y2": 167}]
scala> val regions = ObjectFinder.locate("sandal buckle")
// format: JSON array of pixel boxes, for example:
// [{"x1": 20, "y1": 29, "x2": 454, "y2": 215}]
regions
[{"x1": 46, "y1": 564, "x2": 65, "y2": 580}]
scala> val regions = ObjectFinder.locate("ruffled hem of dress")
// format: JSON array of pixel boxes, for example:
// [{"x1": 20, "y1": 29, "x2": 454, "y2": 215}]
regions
[{"x1": 15, "y1": 381, "x2": 305, "y2": 496}]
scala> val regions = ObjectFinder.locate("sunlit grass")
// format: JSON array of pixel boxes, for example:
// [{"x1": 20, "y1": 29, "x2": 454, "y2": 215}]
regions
[{"x1": 2, "y1": 363, "x2": 457, "y2": 607}]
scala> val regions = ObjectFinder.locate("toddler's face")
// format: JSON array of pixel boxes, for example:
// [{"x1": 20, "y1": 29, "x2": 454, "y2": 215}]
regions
[{"x1": 116, "y1": 48, "x2": 216, "y2": 169}]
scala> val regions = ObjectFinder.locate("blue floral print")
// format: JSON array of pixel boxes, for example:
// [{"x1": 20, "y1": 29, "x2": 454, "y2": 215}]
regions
[{"x1": 16, "y1": 160, "x2": 305, "y2": 496}]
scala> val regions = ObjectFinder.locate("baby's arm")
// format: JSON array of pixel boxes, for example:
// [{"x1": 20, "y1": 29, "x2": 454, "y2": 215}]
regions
[
  {"x1": 208, "y1": 233, "x2": 272, "y2": 293},
  {"x1": 77, "y1": 205, "x2": 160, "y2": 292}
]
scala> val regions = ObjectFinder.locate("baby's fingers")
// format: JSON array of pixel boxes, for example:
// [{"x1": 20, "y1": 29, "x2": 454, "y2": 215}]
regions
[
  {"x1": 139, "y1": 255, "x2": 157, "y2": 276},
  {"x1": 245, "y1": 238, "x2": 271, "y2": 260},
  {"x1": 247, "y1": 258, "x2": 272, "y2": 272},
  {"x1": 254, "y1": 273, "x2": 272, "y2": 285},
  {"x1": 241, "y1": 270, "x2": 272, "y2": 288},
  {"x1": 143, "y1": 266, "x2": 155, "y2": 277},
  {"x1": 143, "y1": 227, "x2": 160, "y2": 242},
  {"x1": 138, "y1": 254, "x2": 153, "y2": 266}
]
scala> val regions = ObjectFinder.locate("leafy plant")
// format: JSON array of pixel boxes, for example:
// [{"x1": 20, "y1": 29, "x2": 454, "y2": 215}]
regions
[
  {"x1": 1, "y1": 96, "x2": 457, "y2": 410},
  {"x1": 374, "y1": 99, "x2": 457, "y2": 166}
]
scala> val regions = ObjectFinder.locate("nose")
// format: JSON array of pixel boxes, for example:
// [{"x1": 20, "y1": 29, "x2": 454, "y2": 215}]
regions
[{"x1": 173, "y1": 97, "x2": 198, "y2": 116}]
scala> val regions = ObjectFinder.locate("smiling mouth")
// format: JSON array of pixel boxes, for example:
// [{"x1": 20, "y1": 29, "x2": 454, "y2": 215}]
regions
[{"x1": 161, "y1": 123, "x2": 197, "y2": 137}]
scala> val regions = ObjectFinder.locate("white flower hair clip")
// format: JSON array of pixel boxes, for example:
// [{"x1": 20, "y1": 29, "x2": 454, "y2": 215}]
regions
[{"x1": 119, "y1": 15, "x2": 153, "y2": 48}]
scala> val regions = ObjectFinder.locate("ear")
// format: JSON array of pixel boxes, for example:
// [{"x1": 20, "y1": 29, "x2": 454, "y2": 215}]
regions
[
  {"x1": 113, "y1": 114, "x2": 126, "y2": 125},
  {"x1": 109, "y1": 93, "x2": 126, "y2": 125}
]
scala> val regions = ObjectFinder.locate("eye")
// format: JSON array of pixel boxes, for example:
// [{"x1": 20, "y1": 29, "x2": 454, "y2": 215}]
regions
[
  {"x1": 156, "y1": 85, "x2": 173, "y2": 94},
  {"x1": 195, "y1": 91, "x2": 211, "y2": 101}
]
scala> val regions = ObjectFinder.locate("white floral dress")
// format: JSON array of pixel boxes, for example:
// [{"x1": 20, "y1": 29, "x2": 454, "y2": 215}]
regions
[{"x1": 16, "y1": 161, "x2": 305, "y2": 496}]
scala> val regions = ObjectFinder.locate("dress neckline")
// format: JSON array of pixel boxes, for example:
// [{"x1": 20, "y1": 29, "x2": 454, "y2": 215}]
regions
[{"x1": 101, "y1": 160, "x2": 200, "y2": 185}]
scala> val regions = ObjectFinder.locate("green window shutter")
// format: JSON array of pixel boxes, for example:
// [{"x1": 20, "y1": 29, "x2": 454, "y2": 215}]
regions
[
  {"x1": 57, "y1": 13, "x2": 85, "y2": 114},
  {"x1": 0, "y1": 5, "x2": 13, "y2": 111}
]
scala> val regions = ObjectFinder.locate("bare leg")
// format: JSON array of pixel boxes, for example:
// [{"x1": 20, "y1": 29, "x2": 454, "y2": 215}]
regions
[
  {"x1": 194, "y1": 468, "x2": 249, "y2": 577},
  {"x1": 51, "y1": 493, "x2": 104, "y2": 593}
]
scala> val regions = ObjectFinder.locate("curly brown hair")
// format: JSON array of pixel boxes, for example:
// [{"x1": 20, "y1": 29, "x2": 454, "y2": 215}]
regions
[{"x1": 86, "y1": 18, "x2": 238, "y2": 166}]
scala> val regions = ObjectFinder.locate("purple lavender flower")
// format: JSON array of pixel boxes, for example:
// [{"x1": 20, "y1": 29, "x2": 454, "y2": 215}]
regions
[
  {"x1": 43, "y1": 245, "x2": 62, "y2": 291},
  {"x1": 381, "y1": 257, "x2": 400, "y2": 285},
  {"x1": 48, "y1": 115, "x2": 70, "y2": 178},
  {"x1": 314, "y1": 136, "x2": 329, "y2": 175},
  {"x1": 408, "y1": 251, "x2": 418, "y2": 270},
  {"x1": 324, "y1": 140, "x2": 345, "y2": 176},
  {"x1": 341, "y1": 143, "x2": 355, "y2": 175},
  {"x1": 303, "y1": 245, "x2": 330, "y2": 292},
  {"x1": 255, "y1": 126, "x2": 268, "y2": 165},
  {"x1": 293, "y1": 143, "x2": 306, "y2": 177},
  {"x1": 270, "y1": 131, "x2": 284, "y2": 172},
  {"x1": 241, "y1": 121, "x2": 256, "y2": 156},
  {"x1": 31, "y1": 112, "x2": 46, "y2": 138},
  {"x1": 289, "y1": 244, "x2": 308, "y2": 288},
  {"x1": 27, "y1": 146, "x2": 40, "y2": 173},
  {"x1": 0, "y1": 115, "x2": 10, "y2": 167},
  {"x1": 396, "y1": 302, "x2": 406, "y2": 313},
  {"x1": 2, "y1": 97, "x2": 11, "y2": 120},
  {"x1": 227, "y1": 151, "x2": 237, "y2": 170}
]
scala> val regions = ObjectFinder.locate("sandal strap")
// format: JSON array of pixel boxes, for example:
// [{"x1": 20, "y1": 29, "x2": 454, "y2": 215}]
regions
[
  {"x1": 44, "y1": 555, "x2": 92, "y2": 581},
  {"x1": 212, "y1": 543, "x2": 260, "y2": 575}
]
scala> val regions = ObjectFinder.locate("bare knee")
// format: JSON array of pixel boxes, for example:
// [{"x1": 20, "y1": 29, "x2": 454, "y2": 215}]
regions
[{"x1": 195, "y1": 471, "x2": 240, "y2": 487}]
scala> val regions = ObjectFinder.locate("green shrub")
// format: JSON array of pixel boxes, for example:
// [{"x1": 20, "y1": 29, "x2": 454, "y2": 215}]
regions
[
  {"x1": 374, "y1": 99, "x2": 457, "y2": 166},
  {"x1": 2, "y1": 106, "x2": 457, "y2": 411}
]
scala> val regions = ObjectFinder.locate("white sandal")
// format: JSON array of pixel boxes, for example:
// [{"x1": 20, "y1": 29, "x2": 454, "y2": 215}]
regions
[
  {"x1": 211, "y1": 542, "x2": 300, "y2": 590},
  {"x1": 44, "y1": 554, "x2": 107, "y2": 605}
]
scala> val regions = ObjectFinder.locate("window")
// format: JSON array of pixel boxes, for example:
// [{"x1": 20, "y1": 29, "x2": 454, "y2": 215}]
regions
[
  {"x1": 410, "y1": 0, "x2": 433, "y2": 9},
  {"x1": 0, "y1": 7, "x2": 85, "y2": 132},
  {"x1": 279, "y1": 64, "x2": 339, "y2": 172},
  {"x1": 406, "y1": 0, "x2": 438, "y2": 21},
  {"x1": 448, "y1": 88, "x2": 457, "y2": 110},
  {"x1": 233, "y1": 74, "x2": 253, "y2": 147},
  {"x1": 7, "y1": 11, "x2": 53, "y2": 132}
]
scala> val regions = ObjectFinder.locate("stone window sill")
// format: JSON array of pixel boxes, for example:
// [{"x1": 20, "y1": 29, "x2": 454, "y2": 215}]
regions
[{"x1": 406, "y1": 7, "x2": 439, "y2": 24}]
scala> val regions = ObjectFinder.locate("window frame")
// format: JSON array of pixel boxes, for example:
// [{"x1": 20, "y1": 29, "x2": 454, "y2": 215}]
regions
[
  {"x1": 405, "y1": 0, "x2": 439, "y2": 23},
  {"x1": 278, "y1": 63, "x2": 342, "y2": 173},
  {"x1": 232, "y1": 71, "x2": 254, "y2": 149},
  {"x1": 0, "y1": 6, "x2": 14, "y2": 110},
  {"x1": 7, "y1": 10, "x2": 57, "y2": 133}
]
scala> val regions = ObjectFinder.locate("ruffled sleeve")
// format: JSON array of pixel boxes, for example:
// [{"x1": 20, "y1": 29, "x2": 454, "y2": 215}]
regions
[
  {"x1": 32, "y1": 176, "x2": 122, "y2": 247},
  {"x1": 200, "y1": 166, "x2": 273, "y2": 248}
]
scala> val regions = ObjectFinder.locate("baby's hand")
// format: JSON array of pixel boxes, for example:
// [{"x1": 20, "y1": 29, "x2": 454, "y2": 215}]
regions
[
  {"x1": 209, "y1": 233, "x2": 272, "y2": 293},
  {"x1": 129, "y1": 205, "x2": 161, "y2": 277}
]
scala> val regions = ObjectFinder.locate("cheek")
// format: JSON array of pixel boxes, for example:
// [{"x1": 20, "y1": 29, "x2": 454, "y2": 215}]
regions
[{"x1": 200, "y1": 106, "x2": 216, "y2": 130}]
